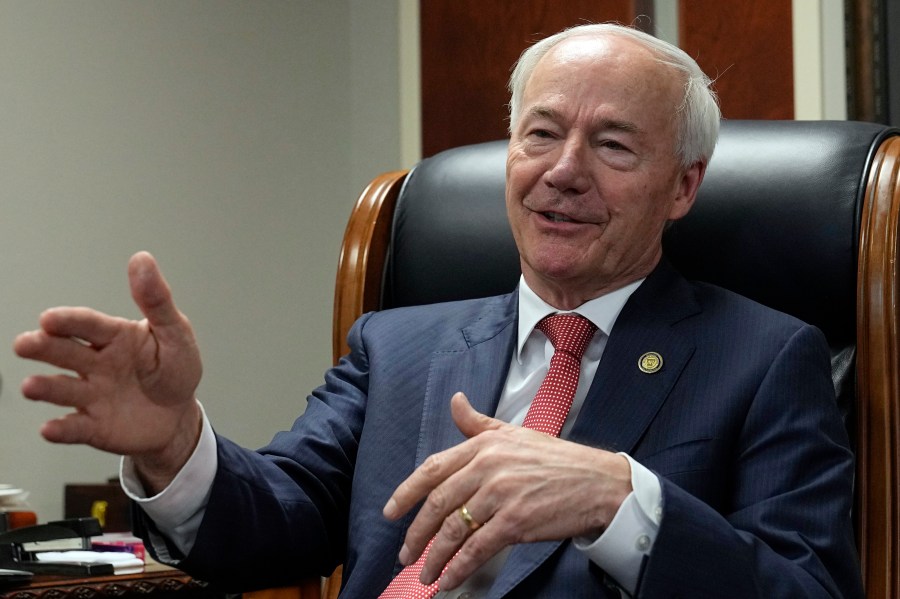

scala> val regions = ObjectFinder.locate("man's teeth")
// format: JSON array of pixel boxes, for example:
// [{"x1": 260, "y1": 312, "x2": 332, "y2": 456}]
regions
[{"x1": 544, "y1": 211, "x2": 573, "y2": 223}]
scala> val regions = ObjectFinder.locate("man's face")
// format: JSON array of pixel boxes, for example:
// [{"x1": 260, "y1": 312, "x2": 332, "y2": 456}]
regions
[{"x1": 506, "y1": 35, "x2": 704, "y2": 309}]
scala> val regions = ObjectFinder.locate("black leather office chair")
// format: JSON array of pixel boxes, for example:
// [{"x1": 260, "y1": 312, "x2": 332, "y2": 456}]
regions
[{"x1": 332, "y1": 120, "x2": 900, "y2": 599}]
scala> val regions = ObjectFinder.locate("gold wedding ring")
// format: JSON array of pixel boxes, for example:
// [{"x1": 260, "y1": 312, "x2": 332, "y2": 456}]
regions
[{"x1": 458, "y1": 504, "x2": 481, "y2": 531}]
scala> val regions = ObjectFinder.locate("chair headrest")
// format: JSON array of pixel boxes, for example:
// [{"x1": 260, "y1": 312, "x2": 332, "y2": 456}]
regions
[
  {"x1": 383, "y1": 139, "x2": 516, "y2": 308},
  {"x1": 383, "y1": 120, "x2": 896, "y2": 348},
  {"x1": 665, "y1": 120, "x2": 893, "y2": 347}
]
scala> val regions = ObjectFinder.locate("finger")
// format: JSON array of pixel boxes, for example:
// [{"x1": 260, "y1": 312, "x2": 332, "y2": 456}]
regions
[
  {"x1": 40, "y1": 411, "x2": 94, "y2": 445},
  {"x1": 450, "y1": 391, "x2": 505, "y2": 438},
  {"x1": 128, "y1": 251, "x2": 185, "y2": 331},
  {"x1": 436, "y1": 520, "x2": 508, "y2": 590},
  {"x1": 384, "y1": 395, "x2": 483, "y2": 521},
  {"x1": 128, "y1": 252, "x2": 200, "y2": 366},
  {"x1": 390, "y1": 460, "x2": 481, "y2": 565},
  {"x1": 14, "y1": 330, "x2": 99, "y2": 373},
  {"x1": 420, "y1": 480, "x2": 505, "y2": 584},
  {"x1": 21, "y1": 373, "x2": 90, "y2": 408},
  {"x1": 419, "y1": 503, "x2": 491, "y2": 585},
  {"x1": 398, "y1": 434, "x2": 517, "y2": 566},
  {"x1": 23, "y1": 308, "x2": 126, "y2": 350}
]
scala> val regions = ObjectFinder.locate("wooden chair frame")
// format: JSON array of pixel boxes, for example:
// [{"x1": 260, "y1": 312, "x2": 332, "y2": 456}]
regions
[
  {"x1": 856, "y1": 135, "x2": 900, "y2": 597},
  {"x1": 333, "y1": 171, "x2": 409, "y2": 363}
]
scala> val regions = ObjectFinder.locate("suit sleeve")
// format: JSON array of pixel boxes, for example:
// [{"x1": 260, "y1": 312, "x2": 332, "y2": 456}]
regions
[
  {"x1": 637, "y1": 324, "x2": 863, "y2": 598},
  {"x1": 132, "y1": 312, "x2": 377, "y2": 592}
]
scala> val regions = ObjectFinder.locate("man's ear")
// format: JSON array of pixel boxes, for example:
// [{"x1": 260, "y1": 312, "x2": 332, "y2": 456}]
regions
[{"x1": 668, "y1": 160, "x2": 707, "y2": 221}]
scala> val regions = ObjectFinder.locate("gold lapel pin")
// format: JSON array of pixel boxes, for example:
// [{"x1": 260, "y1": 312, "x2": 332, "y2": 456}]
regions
[{"x1": 638, "y1": 351, "x2": 663, "y2": 374}]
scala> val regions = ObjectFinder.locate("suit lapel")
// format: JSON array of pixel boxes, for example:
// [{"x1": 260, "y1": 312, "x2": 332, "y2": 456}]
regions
[
  {"x1": 491, "y1": 261, "x2": 701, "y2": 597},
  {"x1": 570, "y1": 261, "x2": 700, "y2": 452},
  {"x1": 414, "y1": 293, "x2": 518, "y2": 466}
]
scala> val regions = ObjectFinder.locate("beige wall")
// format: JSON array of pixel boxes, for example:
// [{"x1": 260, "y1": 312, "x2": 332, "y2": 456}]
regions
[
  {"x1": 793, "y1": 0, "x2": 848, "y2": 119},
  {"x1": 0, "y1": 1, "x2": 405, "y2": 521}
]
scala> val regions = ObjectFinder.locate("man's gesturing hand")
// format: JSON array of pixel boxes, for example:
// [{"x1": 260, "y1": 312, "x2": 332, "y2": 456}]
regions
[
  {"x1": 14, "y1": 251, "x2": 203, "y2": 494},
  {"x1": 383, "y1": 392, "x2": 632, "y2": 591}
]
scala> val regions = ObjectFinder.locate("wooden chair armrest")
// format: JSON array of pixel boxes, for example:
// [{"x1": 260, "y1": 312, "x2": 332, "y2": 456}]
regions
[{"x1": 856, "y1": 134, "x2": 900, "y2": 599}]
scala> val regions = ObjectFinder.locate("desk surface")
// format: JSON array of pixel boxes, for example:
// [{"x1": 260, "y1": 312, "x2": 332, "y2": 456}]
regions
[{"x1": 0, "y1": 562, "x2": 220, "y2": 599}]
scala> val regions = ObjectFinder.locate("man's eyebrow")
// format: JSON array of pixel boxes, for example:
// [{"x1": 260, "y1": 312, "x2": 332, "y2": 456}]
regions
[
  {"x1": 527, "y1": 106, "x2": 559, "y2": 121},
  {"x1": 596, "y1": 119, "x2": 641, "y2": 135}
]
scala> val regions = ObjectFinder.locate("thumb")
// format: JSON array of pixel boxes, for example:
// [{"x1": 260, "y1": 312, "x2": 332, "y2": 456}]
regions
[
  {"x1": 450, "y1": 391, "x2": 504, "y2": 438},
  {"x1": 128, "y1": 251, "x2": 183, "y2": 329}
]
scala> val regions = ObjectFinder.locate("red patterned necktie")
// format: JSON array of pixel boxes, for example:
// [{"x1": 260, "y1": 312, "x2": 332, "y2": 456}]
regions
[
  {"x1": 522, "y1": 313, "x2": 598, "y2": 435},
  {"x1": 379, "y1": 313, "x2": 597, "y2": 598}
]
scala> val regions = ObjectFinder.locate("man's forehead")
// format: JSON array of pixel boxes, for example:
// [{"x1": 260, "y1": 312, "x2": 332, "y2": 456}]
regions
[
  {"x1": 542, "y1": 34, "x2": 623, "y2": 63},
  {"x1": 523, "y1": 34, "x2": 681, "y2": 111}
]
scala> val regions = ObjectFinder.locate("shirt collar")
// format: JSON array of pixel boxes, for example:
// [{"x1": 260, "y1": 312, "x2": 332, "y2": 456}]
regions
[{"x1": 516, "y1": 275, "x2": 644, "y2": 361}]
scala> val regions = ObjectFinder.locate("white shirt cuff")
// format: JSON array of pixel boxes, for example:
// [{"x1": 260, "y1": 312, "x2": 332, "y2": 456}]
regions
[
  {"x1": 574, "y1": 453, "x2": 662, "y2": 596},
  {"x1": 119, "y1": 400, "x2": 217, "y2": 560}
]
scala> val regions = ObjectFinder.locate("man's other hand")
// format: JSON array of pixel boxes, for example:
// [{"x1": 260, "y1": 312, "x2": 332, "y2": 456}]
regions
[
  {"x1": 14, "y1": 251, "x2": 203, "y2": 494},
  {"x1": 383, "y1": 392, "x2": 632, "y2": 591}
]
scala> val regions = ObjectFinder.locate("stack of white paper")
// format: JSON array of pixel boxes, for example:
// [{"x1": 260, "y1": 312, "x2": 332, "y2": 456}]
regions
[{"x1": 35, "y1": 551, "x2": 144, "y2": 575}]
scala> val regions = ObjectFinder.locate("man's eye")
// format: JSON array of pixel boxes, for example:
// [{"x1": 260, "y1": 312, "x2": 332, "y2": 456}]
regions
[
  {"x1": 530, "y1": 129, "x2": 553, "y2": 139},
  {"x1": 599, "y1": 140, "x2": 627, "y2": 151}
]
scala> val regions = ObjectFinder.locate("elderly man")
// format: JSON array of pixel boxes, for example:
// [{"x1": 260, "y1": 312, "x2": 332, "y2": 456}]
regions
[{"x1": 15, "y1": 23, "x2": 862, "y2": 598}]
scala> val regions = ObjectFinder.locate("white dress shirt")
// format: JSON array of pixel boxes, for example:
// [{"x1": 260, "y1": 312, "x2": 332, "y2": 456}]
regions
[{"x1": 122, "y1": 276, "x2": 662, "y2": 596}]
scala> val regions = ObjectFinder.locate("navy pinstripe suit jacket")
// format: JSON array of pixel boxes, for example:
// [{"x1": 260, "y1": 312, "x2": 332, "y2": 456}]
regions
[{"x1": 159, "y1": 260, "x2": 863, "y2": 598}]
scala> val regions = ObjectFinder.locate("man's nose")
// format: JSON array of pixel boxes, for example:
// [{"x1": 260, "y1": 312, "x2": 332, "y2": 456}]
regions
[{"x1": 543, "y1": 138, "x2": 591, "y2": 194}]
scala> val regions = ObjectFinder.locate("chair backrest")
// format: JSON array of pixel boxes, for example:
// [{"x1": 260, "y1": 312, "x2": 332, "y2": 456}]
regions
[{"x1": 333, "y1": 120, "x2": 900, "y2": 599}]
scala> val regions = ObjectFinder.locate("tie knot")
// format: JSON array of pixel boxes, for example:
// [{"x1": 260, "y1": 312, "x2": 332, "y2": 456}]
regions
[{"x1": 537, "y1": 313, "x2": 597, "y2": 360}]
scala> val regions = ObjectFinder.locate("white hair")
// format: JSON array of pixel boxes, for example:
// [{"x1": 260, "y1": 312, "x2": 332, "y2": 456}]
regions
[{"x1": 508, "y1": 23, "x2": 721, "y2": 168}]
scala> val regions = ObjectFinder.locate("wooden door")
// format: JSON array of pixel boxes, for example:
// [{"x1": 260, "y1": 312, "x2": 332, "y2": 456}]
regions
[{"x1": 420, "y1": 0, "x2": 794, "y2": 156}]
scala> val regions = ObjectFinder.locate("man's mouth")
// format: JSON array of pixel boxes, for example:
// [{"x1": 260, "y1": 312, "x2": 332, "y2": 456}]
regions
[{"x1": 542, "y1": 211, "x2": 575, "y2": 223}]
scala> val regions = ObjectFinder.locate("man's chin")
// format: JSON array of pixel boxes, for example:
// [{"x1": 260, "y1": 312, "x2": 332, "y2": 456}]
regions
[{"x1": 524, "y1": 250, "x2": 592, "y2": 281}]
